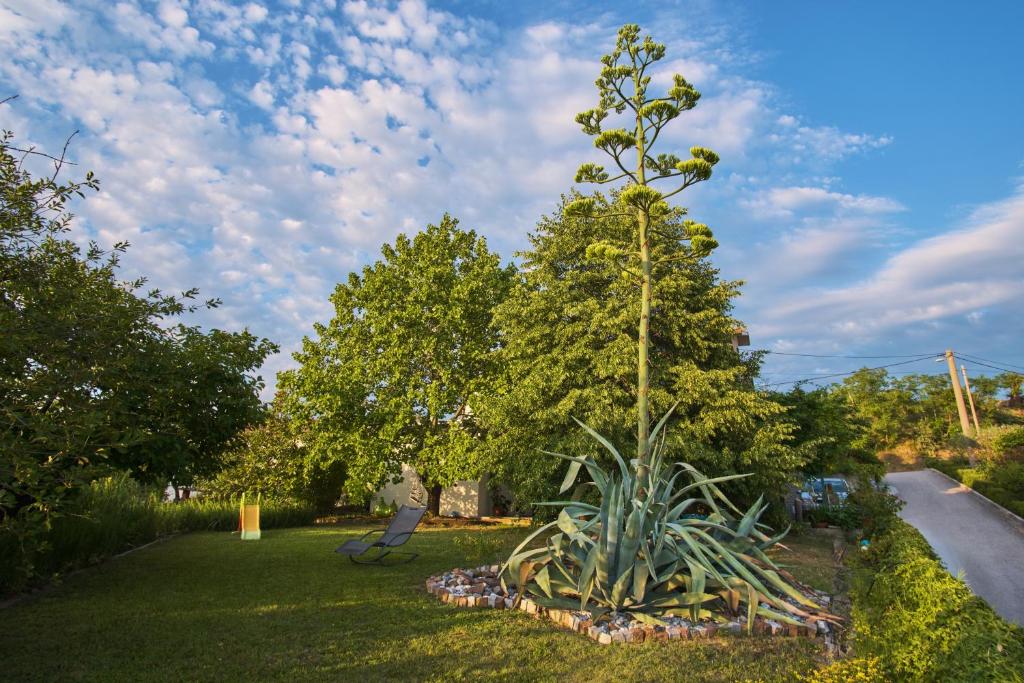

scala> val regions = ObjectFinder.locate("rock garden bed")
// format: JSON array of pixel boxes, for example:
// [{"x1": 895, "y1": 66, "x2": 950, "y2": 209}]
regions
[{"x1": 426, "y1": 565, "x2": 835, "y2": 645}]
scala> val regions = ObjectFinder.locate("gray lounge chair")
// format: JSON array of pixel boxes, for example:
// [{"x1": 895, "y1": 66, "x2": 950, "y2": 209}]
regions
[{"x1": 336, "y1": 505, "x2": 427, "y2": 564}]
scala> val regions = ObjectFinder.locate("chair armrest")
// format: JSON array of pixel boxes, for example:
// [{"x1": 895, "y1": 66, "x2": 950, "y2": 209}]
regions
[{"x1": 358, "y1": 528, "x2": 387, "y2": 542}]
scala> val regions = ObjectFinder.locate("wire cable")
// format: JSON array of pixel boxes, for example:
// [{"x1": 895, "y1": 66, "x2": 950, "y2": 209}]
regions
[
  {"x1": 757, "y1": 354, "x2": 941, "y2": 389},
  {"x1": 753, "y1": 349, "x2": 943, "y2": 359},
  {"x1": 958, "y1": 353, "x2": 1024, "y2": 373}
]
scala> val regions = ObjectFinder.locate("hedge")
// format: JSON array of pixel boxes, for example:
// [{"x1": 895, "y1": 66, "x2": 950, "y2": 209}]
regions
[
  {"x1": 845, "y1": 518, "x2": 1024, "y2": 681},
  {"x1": 1, "y1": 474, "x2": 317, "y2": 593},
  {"x1": 926, "y1": 458, "x2": 1024, "y2": 519}
]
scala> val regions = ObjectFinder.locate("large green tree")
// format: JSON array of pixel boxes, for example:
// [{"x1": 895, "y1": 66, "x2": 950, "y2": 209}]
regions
[
  {"x1": 1, "y1": 124, "x2": 275, "y2": 578},
  {"x1": 566, "y1": 24, "x2": 725, "y2": 491},
  {"x1": 283, "y1": 215, "x2": 515, "y2": 514},
  {"x1": 479, "y1": 195, "x2": 801, "y2": 509}
]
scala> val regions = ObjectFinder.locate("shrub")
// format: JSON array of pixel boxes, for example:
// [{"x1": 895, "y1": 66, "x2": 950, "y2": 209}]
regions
[
  {"x1": 801, "y1": 657, "x2": 884, "y2": 683},
  {"x1": 993, "y1": 427, "x2": 1024, "y2": 457},
  {"x1": 197, "y1": 409, "x2": 345, "y2": 513},
  {"x1": 0, "y1": 473, "x2": 316, "y2": 593},
  {"x1": 851, "y1": 518, "x2": 1024, "y2": 681}
]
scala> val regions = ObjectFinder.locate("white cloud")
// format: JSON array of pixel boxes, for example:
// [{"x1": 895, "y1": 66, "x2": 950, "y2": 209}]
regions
[
  {"x1": 753, "y1": 186, "x2": 1024, "y2": 338},
  {"x1": 0, "y1": 0, "x2": 923, "y2": 396},
  {"x1": 742, "y1": 186, "x2": 905, "y2": 219}
]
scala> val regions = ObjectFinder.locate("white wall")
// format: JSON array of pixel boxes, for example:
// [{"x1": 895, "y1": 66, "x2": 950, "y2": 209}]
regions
[{"x1": 371, "y1": 465, "x2": 492, "y2": 517}]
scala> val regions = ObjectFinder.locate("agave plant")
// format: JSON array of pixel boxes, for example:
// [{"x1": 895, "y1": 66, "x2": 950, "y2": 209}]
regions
[{"x1": 501, "y1": 413, "x2": 836, "y2": 631}]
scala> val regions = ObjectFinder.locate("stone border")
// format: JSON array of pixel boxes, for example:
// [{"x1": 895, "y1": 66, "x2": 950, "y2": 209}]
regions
[
  {"x1": 927, "y1": 468, "x2": 1024, "y2": 536},
  {"x1": 426, "y1": 565, "x2": 832, "y2": 645}
]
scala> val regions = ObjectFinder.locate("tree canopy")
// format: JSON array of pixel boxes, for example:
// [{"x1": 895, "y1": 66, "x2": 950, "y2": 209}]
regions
[
  {"x1": 282, "y1": 215, "x2": 514, "y2": 513},
  {"x1": 1, "y1": 125, "x2": 275, "y2": 577},
  {"x1": 478, "y1": 195, "x2": 802, "y2": 508}
]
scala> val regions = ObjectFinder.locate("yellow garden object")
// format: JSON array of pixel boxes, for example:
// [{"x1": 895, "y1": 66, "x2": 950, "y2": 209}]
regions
[{"x1": 239, "y1": 492, "x2": 261, "y2": 540}]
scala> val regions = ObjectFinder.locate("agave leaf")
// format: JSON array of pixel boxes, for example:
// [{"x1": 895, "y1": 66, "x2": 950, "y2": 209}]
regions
[
  {"x1": 671, "y1": 472, "x2": 752, "y2": 502},
  {"x1": 557, "y1": 508, "x2": 579, "y2": 536},
  {"x1": 649, "y1": 592, "x2": 718, "y2": 608},
  {"x1": 736, "y1": 494, "x2": 764, "y2": 539},
  {"x1": 572, "y1": 417, "x2": 630, "y2": 482},
  {"x1": 559, "y1": 457, "x2": 585, "y2": 494},
  {"x1": 500, "y1": 520, "x2": 559, "y2": 575},
  {"x1": 609, "y1": 565, "x2": 634, "y2": 607},
  {"x1": 534, "y1": 565, "x2": 554, "y2": 599},
  {"x1": 631, "y1": 560, "x2": 650, "y2": 604},
  {"x1": 647, "y1": 403, "x2": 679, "y2": 450},
  {"x1": 580, "y1": 575, "x2": 596, "y2": 611},
  {"x1": 630, "y1": 611, "x2": 668, "y2": 627},
  {"x1": 533, "y1": 595, "x2": 583, "y2": 611},
  {"x1": 617, "y1": 502, "x2": 646, "y2": 580},
  {"x1": 745, "y1": 582, "x2": 757, "y2": 634},
  {"x1": 605, "y1": 482, "x2": 623, "y2": 585},
  {"x1": 755, "y1": 605, "x2": 806, "y2": 627}
]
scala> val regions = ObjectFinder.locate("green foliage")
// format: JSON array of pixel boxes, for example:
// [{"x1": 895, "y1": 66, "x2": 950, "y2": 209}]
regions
[
  {"x1": 993, "y1": 426, "x2": 1024, "y2": 456},
  {"x1": 0, "y1": 473, "x2": 315, "y2": 592},
  {"x1": 851, "y1": 518, "x2": 1024, "y2": 681},
  {"x1": 837, "y1": 368, "x2": 995, "y2": 453},
  {"x1": 283, "y1": 215, "x2": 515, "y2": 509},
  {"x1": 0, "y1": 127, "x2": 275, "y2": 589},
  {"x1": 451, "y1": 527, "x2": 523, "y2": 568},
  {"x1": 198, "y1": 400, "x2": 345, "y2": 512},
  {"x1": 800, "y1": 657, "x2": 885, "y2": 683},
  {"x1": 771, "y1": 385, "x2": 881, "y2": 479},
  {"x1": 502, "y1": 419, "x2": 831, "y2": 630},
  {"x1": 478, "y1": 195, "x2": 800, "y2": 511},
  {"x1": 372, "y1": 498, "x2": 398, "y2": 518},
  {"x1": 999, "y1": 372, "x2": 1024, "y2": 401}
]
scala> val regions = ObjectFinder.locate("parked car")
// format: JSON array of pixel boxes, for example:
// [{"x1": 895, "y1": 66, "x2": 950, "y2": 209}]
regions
[{"x1": 799, "y1": 476, "x2": 851, "y2": 510}]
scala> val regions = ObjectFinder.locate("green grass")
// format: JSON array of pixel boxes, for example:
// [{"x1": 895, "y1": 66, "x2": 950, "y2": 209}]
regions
[
  {"x1": 0, "y1": 524, "x2": 838, "y2": 682},
  {"x1": 769, "y1": 530, "x2": 840, "y2": 593}
]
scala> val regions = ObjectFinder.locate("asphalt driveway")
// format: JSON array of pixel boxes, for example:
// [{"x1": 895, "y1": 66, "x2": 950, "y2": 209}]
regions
[{"x1": 885, "y1": 469, "x2": 1024, "y2": 624}]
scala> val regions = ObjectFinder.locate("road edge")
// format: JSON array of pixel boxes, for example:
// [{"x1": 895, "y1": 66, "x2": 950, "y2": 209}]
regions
[{"x1": 927, "y1": 467, "x2": 1024, "y2": 536}]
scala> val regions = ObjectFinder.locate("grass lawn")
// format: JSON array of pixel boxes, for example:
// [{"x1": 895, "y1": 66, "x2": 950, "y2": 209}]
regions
[{"x1": 0, "y1": 523, "x2": 841, "y2": 682}]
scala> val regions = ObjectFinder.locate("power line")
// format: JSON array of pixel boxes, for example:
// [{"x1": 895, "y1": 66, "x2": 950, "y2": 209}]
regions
[
  {"x1": 755, "y1": 349, "x2": 942, "y2": 359},
  {"x1": 757, "y1": 354, "x2": 940, "y2": 389},
  {"x1": 958, "y1": 353, "x2": 1024, "y2": 373},
  {"x1": 958, "y1": 356, "x2": 1024, "y2": 375}
]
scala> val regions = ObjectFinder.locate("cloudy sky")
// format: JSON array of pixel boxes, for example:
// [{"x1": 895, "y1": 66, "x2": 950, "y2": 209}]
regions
[{"x1": 2, "y1": 0, "x2": 1022, "y2": 394}]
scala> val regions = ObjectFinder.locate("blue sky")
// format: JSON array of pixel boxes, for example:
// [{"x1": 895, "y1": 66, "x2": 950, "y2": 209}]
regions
[{"x1": 2, "y1": 0, "x2": 1022, "y2": 394}]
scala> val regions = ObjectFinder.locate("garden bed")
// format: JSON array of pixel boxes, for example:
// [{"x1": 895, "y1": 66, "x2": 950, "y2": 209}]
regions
[{"x1": 426, "y1": 564, "x2": 835, "y2": 645}]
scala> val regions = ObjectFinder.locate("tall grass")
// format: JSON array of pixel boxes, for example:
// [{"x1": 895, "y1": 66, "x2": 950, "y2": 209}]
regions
[{"x1": 1, "y1": 473, "x2": 317, "y2": 593}]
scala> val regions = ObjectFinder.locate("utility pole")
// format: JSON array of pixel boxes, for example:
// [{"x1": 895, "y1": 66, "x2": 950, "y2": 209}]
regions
[
  {"x1": 945, "y1": 350, "x2": 972, "y2": 436},
  {"x1": 961, "y1": 365, "x2": 981, "y2": 435}
]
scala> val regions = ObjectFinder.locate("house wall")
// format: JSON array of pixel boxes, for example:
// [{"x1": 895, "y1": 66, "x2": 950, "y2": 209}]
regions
[{"x1": 372, "y1": 465, "x2": 492, "y2": 517}]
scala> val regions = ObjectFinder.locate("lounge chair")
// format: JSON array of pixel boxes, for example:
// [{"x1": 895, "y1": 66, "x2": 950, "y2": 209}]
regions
[{"x1": 336, "y1": 505, "x2": 427, "y2": 564}]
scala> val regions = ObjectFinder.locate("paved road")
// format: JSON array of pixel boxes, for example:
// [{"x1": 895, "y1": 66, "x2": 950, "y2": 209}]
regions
[{"x1": 885, "y1": 469, "x2": 1024, "y2": 624}]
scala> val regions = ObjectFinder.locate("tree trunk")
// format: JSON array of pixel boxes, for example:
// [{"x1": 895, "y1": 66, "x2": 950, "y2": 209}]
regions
[{"x1": 426, "y1": 483, "x2": 442, "y2": 516}]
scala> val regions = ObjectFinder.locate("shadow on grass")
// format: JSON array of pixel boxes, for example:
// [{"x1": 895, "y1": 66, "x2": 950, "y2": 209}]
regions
[{"x1": 1, "y1": 526, "x2": 831, "y2": 682}]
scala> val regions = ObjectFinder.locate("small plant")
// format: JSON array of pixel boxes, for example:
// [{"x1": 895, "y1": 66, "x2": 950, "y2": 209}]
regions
[{"x1": 372, "y1": 498, "x2": 398, "y2": 518}]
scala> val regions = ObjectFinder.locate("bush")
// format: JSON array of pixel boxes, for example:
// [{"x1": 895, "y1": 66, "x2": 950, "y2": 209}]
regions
[
  {"x1": 993, "y1": 427, "x2": 1024, "y2": 457},
  {"x1": 801, "y1": 657, "x2": 884, "y2": 683},
  {"x1": 0, "y1": 474, "x2": 317, "y2": 593},
  {"x1": 851, "y1": 518, "x2": 1024, "y2": 681},
  {"x1": 197, "y1": 409, "x2": 345, "y2": 513}
]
